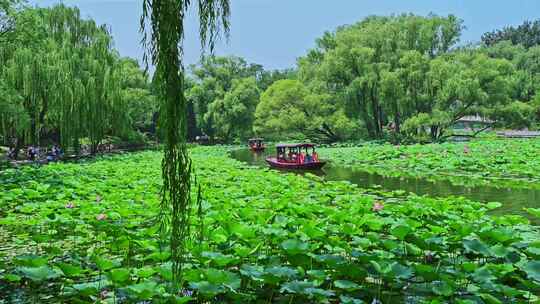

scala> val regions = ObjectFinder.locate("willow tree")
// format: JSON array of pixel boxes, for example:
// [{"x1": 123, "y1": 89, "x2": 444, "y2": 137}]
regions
[
  {"x1": 0, "y1": 5, "x2": 128, "y2": 153},
  {"x1": 2, "y1": 44, "x2": 62, "y2": 148},
  {"x1": 301, "y1": 14, "x2": 463, "y2": 139},
  {"x1": 141, "y1": 0, "x2": 230, "y2": 289}
]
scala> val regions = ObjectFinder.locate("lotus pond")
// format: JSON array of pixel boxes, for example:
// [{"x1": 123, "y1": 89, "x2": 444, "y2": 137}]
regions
[
  {"x1": 318, "y1": 138, "x2": 540, "y2": 190},
  {"x1": 1, "y1": 147, "x2": 540, "y2": 303},
  {"x1": 230, "y1": 146, "x2": 540, "y2": 222}
]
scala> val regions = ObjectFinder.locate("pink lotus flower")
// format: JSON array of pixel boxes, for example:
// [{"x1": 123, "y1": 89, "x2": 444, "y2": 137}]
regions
[
  {"x1": 372, "y1": 201, "x2": 384, "y2": 212},
  {"x1": 463, "y1": 145, "x2": 470, "y2": 154},
  {"x1": 65, "y1": 202, "x2": 75, "y2": 209},
  {"x1": 96, "y1": 195, "x2": 102, "y2": 203},
  {"x1": 96, "y1": 213, "x2": 107, "y2": 221}
]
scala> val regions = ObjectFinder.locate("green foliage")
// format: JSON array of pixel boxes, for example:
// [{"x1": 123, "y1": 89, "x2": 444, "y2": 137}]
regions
[
  {"x1": 141, "y1": 0, "x2": 230, "y2": 292},
  {"x1": 0, "y1": 147, "x2": 539, "y2": 302},
  {"x1": 320, "y1": 138, "x2": 540, "y2": 189},
  {"x1": 298, "y1": 14, "x2": 465, "y2": 140},
  {"x1": 205, "y1": 77, "x2": 260, "y2": 141},
  {"x1": 480, "y1": 41, "x2": 540, "y2": 128},
  {"x1": 293, "y1": 14, "x2": 540, "y2": 142},
  {"x1": 118, "y1": 57, "x2": 158, "y2": 136},
  {"x1": 0, "y1": 79, "x2": 27, "y2": 145},
  {"x1": 482, "y1": 19, "x2": 540, "y2": 49},
  {"x1": 489, "y1": 101, "x2": 536, "y2": 130},
  {"x1": 0, "y1": 0, "x2": 21, "y2": 37},
  {"x1": 254, "y1": 79, "x2": 358, "y2": 141},
  {"x1": 187, "y1": 55, "x2": 291, "y2": 141},
  {"x1": 0, "y1": 4, "x2": 136, "y2": 152}
]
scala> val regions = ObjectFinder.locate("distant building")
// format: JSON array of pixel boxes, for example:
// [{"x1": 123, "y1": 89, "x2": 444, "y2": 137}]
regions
[{"x1": 453, "y1": 115, "x2": 494, "y2": 131}]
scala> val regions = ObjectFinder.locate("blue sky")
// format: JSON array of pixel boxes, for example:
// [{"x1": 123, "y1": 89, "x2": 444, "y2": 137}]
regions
[{"x1": 31, "y1": 0, "x2": 540, "y2": 70}]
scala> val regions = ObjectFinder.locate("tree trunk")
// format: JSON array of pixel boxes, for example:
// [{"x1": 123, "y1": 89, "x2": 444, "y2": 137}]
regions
[
  {"x1": 90, "y1": 141, "x2": 99, "y2": 155},
  {"x1": 430, "y1": 125, "x2": 439, "y2": 141},
  {"x1": 370, "y1": 87, "x2": 382, "y2": 138},
  {"x1": 186, "y1": 100, "x2": 199, "y2": 142},
  {"x1": 13, "y1": 135, "x2": 24, "y2": 160},
  {"x1": 38, "y1": 95, "x2": 48, "y2": 145},
  {"x1": 356, "y1": 91, "x2": 375, "y2": 138}
]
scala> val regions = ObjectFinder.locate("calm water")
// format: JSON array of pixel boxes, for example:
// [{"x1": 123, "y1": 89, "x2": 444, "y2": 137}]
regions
[{"x1": 230, "y1": 148, "x2": 540, "y2": 222}]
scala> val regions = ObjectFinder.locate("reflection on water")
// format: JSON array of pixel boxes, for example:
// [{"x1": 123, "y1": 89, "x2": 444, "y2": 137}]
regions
[{"x1": 230, "y1": 148, "x2": 540, "y2": 222}]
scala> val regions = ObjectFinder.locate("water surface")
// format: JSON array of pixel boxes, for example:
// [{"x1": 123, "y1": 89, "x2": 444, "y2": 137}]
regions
[{"x1": 230, "y1": 148, "x2": 540, "y2": 222}]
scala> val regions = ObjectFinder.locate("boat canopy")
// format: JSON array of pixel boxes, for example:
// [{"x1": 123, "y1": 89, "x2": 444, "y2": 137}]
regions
[
  {"x1": 249, "y1": 138, "x2": 264, "y2": 142},
  {"x1": 276, "y1": 143, "x2": 316, "y2": 149}
]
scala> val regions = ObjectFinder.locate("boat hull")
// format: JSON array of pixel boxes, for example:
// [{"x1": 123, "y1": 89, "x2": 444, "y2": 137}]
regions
[{"x1": 265, "y1": 157, "x2": 325, "y2": 170}]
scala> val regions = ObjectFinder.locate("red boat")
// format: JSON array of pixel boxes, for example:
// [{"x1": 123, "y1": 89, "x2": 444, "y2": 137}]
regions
[
  {"x1": 248, "y1": 138, "x2": 265, "y2": 152},
  {"x1": 266, "y1": 143, "x2": 326, "y2": 170}
]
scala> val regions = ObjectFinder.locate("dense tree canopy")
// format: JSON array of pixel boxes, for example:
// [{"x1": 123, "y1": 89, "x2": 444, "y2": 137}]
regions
[
  {"x1": 187, "y1": 55, "x2": 291, "y2": 141},
  {"x1": 118, "y1": 57, "x2": 157, "y2": 136},
  {"x1": 254, "y1": 79, "x2": 358, "y2": 141},
  {"x1": 482, "y1": 19, "x2": 540, "y2": 49},
  {"x1": 206, "y1": 77, "x2": 260, "y2": 141},
  {"x1": 403, "y1": 51, "x2": 513, "y2": 140},
  {"x1": 279, "y1": 14, "x2": 533, "y2": 142},
  {"x1": 295, "y1": 14, "x2": 466, "y2": 140},
  {"x1": 184, "y1": 15, "x2": 540, "y2": 143},
  {"x1": 0, "y1": 4, "x2": 156, "y2": 155},
  {"x1": 3, "y1": 7, "x2": 540, "y2": 155},
  {"x1": 482, "y1": 41, "x2": 540, "y2": 128}
]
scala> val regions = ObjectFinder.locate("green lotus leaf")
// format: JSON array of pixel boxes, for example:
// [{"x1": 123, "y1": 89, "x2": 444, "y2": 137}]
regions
[
  {"x1": 126, "y1": 280, "x2": 161, "y2": 300},
  {"x1": 521, "y1": 261, "x2": 540, "y2": 282},
  {"x1": 57, "y1": 262, "x2": 84, "y2": 278},
  {"x1": 432, "y1": 280, "x2": 454, "y2": 296},
  {"x1": 390, "y1": 224, "x2": 411, "y2": 240},
  {"x1": 18, "y1": 266, "x2": 60, "y2": 282},
  {"x1": 109, "y1": 267, "x2": 131, "y2": 283},
  {"x1": 463, "y1": 239, "x2": 492, "y2": 256},
  {"x1": 281, "y1": 239, "x2": 310, "y2": 255},
  {"x1": 334, "y1": 280, "x2": 360, "y2": 291}
]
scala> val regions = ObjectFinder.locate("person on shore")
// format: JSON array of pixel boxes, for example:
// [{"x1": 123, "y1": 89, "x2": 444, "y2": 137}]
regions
[
  {"x1": 27, "y1": 146, "x2": 36, "y2": 161},
  {"x1": 53, "y1": 145, "x2": 63, "y2": 160},
  {"x1": 46, "y1": 151, "x2": 55, "y2": 162},
  {"x1": 7, "y1": 147, "x2": 15, "y2": 160}
]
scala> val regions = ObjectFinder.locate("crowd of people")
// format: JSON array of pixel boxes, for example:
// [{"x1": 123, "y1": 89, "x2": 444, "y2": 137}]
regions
[
  {"x1": 6, "y1": 145, "x2": 63, "y2": 162},
  {"x1": 278, "y1": 151, "x2": 319, "y2": 164}
]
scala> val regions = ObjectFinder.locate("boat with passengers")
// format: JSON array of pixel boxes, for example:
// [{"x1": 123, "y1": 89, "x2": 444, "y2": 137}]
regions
[
  {"x1": 248, "y1": 138, "x2": 265, "y2": 152},
  {"x1": 266, "y1": 143, "x2": 325, "y2": 170}
]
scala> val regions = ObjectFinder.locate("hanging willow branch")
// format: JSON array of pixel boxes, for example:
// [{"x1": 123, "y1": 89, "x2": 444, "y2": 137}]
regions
[
  {"x1": 140, "y1": 0, "x2": 230, "y2": 291},
  {"x1": 0, "y1": 5, "x2": 127, "y2": 152}
]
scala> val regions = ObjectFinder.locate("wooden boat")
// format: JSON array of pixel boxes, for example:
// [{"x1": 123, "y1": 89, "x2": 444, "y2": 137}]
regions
[
  {"x1": 266, "y1": 143, "x2": 326, "y2": 170},
  {"x1": 248, "y1": 138, "x2": 265, "y2": 152}
]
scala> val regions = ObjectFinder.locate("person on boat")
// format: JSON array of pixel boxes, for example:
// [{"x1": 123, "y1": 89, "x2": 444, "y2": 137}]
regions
[
  {"x1": 305, "y1": 153, "x2": 312, "y2": 163},
  {"x1": 312, "y1": 151, "x2": 319, "y2": 162},
  {"x1": 298, "y1": 152, "x2": 305, "y2": 164}
]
